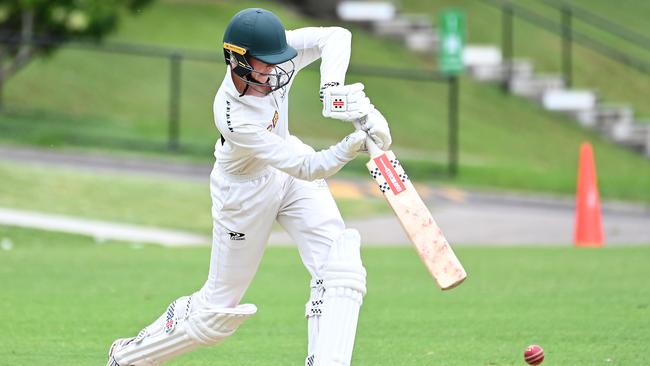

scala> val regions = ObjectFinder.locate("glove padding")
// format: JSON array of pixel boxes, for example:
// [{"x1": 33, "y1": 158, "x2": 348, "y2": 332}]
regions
[
  {"x1": 339, "y1": 130, "x2": 367, "y2": 156},
  {"x1": 322, "y1": 82, "x2": 374, "y2": 122},
  {"x1": 358, "y1": 109, "x2": 391, "y2": 151}
]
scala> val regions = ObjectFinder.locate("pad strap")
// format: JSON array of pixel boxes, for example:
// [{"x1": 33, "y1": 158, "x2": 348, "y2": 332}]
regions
[{"x1": 305, "y1": 278, "x2": 325, "y2": 318}]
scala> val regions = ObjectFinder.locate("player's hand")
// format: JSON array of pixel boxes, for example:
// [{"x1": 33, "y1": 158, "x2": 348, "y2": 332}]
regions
[
  {"x1": 321, "y1": 82, "x2": 374, "y2": 122},
  {"x1": 358, "y1": 109, "x2": 391, "y2": 151},
  {"x1": 339, "y1": 130, "x2": 367, "y2": 156}
]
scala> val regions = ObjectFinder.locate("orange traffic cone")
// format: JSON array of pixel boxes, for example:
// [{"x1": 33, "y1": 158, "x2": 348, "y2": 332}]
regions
[{"x1": 574, "y1": 142, "x2": 604, "y2": 247}]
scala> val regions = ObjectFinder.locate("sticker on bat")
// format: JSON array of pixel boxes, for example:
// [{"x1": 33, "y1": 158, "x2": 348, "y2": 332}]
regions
[{"x1": 374, "y1": 154, "x2": 406, "y2": 195}]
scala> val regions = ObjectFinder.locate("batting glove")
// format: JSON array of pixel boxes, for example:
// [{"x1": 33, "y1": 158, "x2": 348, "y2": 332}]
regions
[
  {"x1": 358, "y1": 109, "x2": 391, "y2": 151},
  {"x1": 338, "y1": 130, "x2": 368, "y2": 157},
  {"x1": 321, "y1": 82, "x2": 374, "y2": 122}
]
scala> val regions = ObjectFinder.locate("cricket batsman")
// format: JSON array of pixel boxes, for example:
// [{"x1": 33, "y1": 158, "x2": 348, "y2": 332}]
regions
[{"x1": 106, "y1": 7, "x2": 391, "y2": 366}]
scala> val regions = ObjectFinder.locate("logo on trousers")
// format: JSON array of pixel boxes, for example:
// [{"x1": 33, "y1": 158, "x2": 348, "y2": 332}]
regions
[{"x1": 227, "y1": 229, "x2": 246, "y2": 241}]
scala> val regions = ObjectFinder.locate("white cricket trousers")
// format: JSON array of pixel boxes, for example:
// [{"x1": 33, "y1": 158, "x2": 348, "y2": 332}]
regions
[{"x1": 196, "y1": 165, "x2": 345, "y2": 307}]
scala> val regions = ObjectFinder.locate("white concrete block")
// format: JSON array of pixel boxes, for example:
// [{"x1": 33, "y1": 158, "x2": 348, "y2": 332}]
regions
[
  {"x1": 574, "y1": 110, "x2": 597, "y2": 128},
  {"x1": 542, "y1": 90, "x2": 596, "y2": 111},
  {"x1": 337, "y1": 1, "x2": 396, "y2": 22},
  {"x1": 469, "y1": 64, "x2": 504, "y2": 81},
  {"x1": 405, "y1": 31, "x2": 438, "y2": 52},
  {"x1": 610, "y1": 120, "x2": 649, "y2": 149},
  {"x1": 372, "y1": 18, "x2": 411, "y2": 38},
  {"x1": 509, "y1": 74, "x2": 564, "y2": 101},
  {"x1": 463, "y1": 45, "x2": 502, "y2": 67},
  {"x1": 508, "y1": 59, "x2": 535, "y2": 79}
]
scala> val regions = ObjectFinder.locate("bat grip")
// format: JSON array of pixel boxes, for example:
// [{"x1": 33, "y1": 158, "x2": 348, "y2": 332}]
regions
[{"x1": 354, "y1": 116, "x2": 383, "y2": 158}]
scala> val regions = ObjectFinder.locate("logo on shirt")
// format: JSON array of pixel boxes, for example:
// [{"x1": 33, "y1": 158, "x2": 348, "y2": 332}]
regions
[
  {"x1": 267, "y1": 111, "x2": 279, "y2": 131},
  {"x1": 226, "y1": 228, "x2": 246, "y2": 241}
]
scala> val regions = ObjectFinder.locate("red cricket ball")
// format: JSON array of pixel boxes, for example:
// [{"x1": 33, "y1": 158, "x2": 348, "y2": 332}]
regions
[{"x1": 524, "y1": 344, "x2": 544, "y2": 365}]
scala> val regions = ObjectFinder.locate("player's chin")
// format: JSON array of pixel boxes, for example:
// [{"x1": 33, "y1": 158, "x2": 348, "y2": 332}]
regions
[{"x1": 249, "y1": 74, "x2": 269, "y2": 85}]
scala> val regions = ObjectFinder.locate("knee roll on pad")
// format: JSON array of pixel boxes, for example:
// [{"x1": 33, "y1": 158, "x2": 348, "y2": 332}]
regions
[
  {"x1": 323, "y1": 228, "x2": 366, "y2": 296},
  {"x1": 110, "y1": 295, "x2": 256, "y2": 366}
]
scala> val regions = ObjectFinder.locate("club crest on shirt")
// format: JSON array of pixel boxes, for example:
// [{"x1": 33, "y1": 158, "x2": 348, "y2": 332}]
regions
[{"x1": 267, "y1": 111, "x2": 279, "y2": 131}]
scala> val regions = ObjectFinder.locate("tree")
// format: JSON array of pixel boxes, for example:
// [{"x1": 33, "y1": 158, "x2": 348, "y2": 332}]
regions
[{"x1": 0, "y1": 0, "x2": 154, "y2": 81}]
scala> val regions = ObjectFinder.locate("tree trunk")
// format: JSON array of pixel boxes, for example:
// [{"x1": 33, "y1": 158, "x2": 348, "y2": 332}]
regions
[
  {"x1": 0, "y1": 8, "x2": 36, "y2": 81},
  {"x1": 16, "y1": 8, "x2": 34, "y2": 62}
]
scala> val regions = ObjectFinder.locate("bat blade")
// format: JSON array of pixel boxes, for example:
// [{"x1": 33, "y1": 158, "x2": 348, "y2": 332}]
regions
[{"x1": 366, "y1": 150, "x2": 467, "y2": 290}]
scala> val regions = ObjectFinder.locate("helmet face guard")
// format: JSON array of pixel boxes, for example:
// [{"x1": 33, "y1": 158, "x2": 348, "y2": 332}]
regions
[
  {"x1": 224, "y1": 43, "x2": 294, "y2": 95},
  {"x1": 222, "y1": 8, "x2": 297, "y2": 96}
]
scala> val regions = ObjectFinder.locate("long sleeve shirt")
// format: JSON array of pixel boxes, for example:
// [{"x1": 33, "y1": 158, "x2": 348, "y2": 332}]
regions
[{"x1": 213, "y1": 27, "x2": 356, "y2": 181}]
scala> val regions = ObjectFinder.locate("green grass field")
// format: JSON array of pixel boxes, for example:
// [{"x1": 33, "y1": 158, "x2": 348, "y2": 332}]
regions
[{"x1": 1, "y1": 226, "x2": 649, "y2": 365}]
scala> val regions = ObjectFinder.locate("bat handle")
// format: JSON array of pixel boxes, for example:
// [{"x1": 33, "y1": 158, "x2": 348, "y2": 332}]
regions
[{"x1": 354, "y1": 116, "x2": 384, "y2": 158}]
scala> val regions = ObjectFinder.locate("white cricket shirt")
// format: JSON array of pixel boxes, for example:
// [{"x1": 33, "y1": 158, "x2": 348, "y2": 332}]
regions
[{"x1": 213, "y1": 27, "x2": 356, "y2": 181}]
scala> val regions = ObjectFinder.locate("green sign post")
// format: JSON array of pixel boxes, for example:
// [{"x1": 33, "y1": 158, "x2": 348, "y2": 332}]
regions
[
  {"x1": 438, "y1": 9, "x2": 466, "y2": 76},
  {"x1": 438, "y1": 9, "x2": 465, "y2": 176}
]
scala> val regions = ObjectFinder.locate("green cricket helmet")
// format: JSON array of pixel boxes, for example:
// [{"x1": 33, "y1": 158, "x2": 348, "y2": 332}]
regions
[{"x1": 223, "y1": 8, "x2": 297, "y2": 94}]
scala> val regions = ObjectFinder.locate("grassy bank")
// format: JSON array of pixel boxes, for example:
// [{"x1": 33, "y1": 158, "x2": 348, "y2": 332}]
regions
[{"x1": 1, "y1": 0, "x2": 648, "y2": 202}]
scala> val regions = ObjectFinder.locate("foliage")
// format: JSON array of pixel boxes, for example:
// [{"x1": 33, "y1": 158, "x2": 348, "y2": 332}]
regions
[{"x1": 0, "y1": 0, "x2": 154, "y2": 78}]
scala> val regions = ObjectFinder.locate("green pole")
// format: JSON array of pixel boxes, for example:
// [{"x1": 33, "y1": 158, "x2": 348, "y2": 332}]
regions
[
  {"x1": 561, "y1": 6, "x2": 573, "y2": 88},
  {"x1": 448, "y1": 76, "x2": 459, "y2": 177},
  {"x1": 168, "y1": 53, "x2": 182, "y2": 150},
  {"x1": 439, "y1": 9, "x2": 465, "y2": 176},
  {"x1": 502, "y1": 3, "x2": 514, "y2": 91}
]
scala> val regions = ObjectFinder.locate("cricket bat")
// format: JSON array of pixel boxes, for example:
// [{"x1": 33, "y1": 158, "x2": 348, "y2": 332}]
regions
[{"x1": 361, "y1": 130, "x2": 467, "y2": 290}]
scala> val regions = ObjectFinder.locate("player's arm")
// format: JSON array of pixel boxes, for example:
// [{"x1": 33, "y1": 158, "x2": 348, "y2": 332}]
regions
[
  {"x1": 286, "y1": 27, "x2": 351, "y2": 83},
  {"x1": 222, "y1": 121, "x2": 366, "y2": 181},
  {"x1": 286, "y1": 27, "x2": 374, "y2": 122}
]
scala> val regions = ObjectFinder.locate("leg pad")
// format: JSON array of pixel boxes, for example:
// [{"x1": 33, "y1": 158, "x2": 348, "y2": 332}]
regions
[{"x1": 108, "y1": 296, "x2": 256, "y2": 366}]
